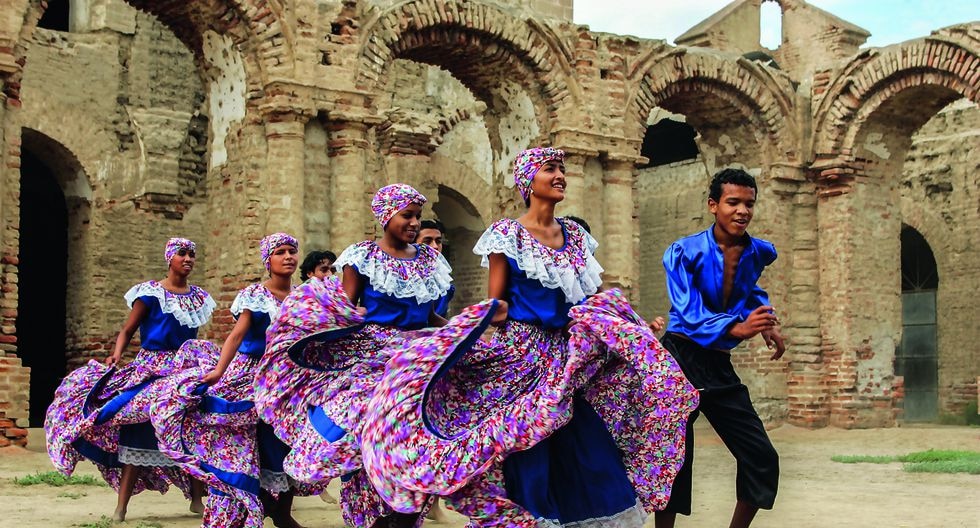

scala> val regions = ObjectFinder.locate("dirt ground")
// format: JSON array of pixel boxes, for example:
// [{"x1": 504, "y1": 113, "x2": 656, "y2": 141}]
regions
[{"x1": 2, "y1": 423, "x2": 977, "y2": 527}]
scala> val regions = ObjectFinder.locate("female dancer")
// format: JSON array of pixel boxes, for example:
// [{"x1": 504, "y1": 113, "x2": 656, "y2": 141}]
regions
[
  {"x1": 254, "y1": 183, "x2": 453, "y2": 527},
  {"x1": 358, "y1": 148, "x2": 698, "y2": 526},
  {"x1": 45, "y1": 237, "x2": 215, "y2": 522},
  {"x1": 149, "y1": 233, "x2": 314, "y2": 528}
]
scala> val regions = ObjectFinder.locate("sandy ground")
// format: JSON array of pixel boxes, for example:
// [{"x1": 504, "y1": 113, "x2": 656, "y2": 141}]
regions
[{"x1": 2, "y1": 422, "x2": 978, "y2": 527}]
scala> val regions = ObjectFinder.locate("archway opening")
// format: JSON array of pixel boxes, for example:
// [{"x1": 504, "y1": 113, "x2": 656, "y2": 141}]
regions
[
  {"x1": 17, "y1": 150, "x2": 69, "y2": 426},
  {"x1": 897, "y1": 225, "x2": 939, "y2": 422},
  {"x1": 38, "y1": 0, "x2": 70, "y2": 32},
  {"x1": 759, "y1": 0, "x2": 783, "y2": 50},
  {"x1": 431, "y1": 185, "x2": 486, "y2": 314}
]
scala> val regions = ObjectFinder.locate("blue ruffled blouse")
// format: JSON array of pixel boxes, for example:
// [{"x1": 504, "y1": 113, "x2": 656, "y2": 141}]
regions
[
  {"x1": 137, "y1": 296, "x2": 200, "y2": 350},
  {"x1": 663, "y1": 226, "x2": 777, "y2": 351}
]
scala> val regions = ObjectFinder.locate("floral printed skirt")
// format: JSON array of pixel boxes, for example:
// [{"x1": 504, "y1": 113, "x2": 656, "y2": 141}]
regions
[
  {"x1": 44, "y1": 347, "x2": 207, "y2": 497},
  {"x1": 360, "y1": 289, "x2": 699, "y2": 527},
  {"x1": 254, "y1": 277, "x2": 418, "y2": 526}
]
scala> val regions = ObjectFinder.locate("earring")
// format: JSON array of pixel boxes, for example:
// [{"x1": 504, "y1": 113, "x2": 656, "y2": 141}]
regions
[{"x1": 530, "y1": 189, "x2": 534, "y2": 195}]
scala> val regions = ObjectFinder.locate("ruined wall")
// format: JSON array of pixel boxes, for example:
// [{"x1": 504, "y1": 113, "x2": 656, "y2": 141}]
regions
[
  {"x1": 901, "y1": 100, "x2": 980, "y2": 417},
  {"x1": 0, "y1": 0, "x2": 975, "y2": 435}
]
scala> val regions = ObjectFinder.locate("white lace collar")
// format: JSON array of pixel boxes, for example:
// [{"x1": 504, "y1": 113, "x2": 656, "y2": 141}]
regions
[
  {"x1": 334, "y1": 241, "x2": 453, "y2": 304},
  {"x1": 230, "y1": 283, "x2": 284, "y2": 318},
  {"x1": 124, "y1": 281, "x2": 216, "y2": 328},
  {"x1": 473, "y1": 217, "x2": 604, "y2": 304}
]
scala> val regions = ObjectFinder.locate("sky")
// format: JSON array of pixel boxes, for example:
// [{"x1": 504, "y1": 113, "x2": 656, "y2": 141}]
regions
[{"x1": 573, "y1": 0, "x2": 980, "y2": 49}]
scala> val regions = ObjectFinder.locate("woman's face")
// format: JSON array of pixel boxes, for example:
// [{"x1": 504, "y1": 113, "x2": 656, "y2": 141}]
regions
[
  {"x1": 169, "y1": 248, "x2": 196, "y2": 277},
  {"x1": 312, "y1": 258, "x2": 334, "y2": 279},
  {"x1": 385, "y1": 203, "x2": 423, "y2": 244},
  {"x1": 529, "y1": 160, "x2": 567, "y2": 203},
  {"x1": 268, "y1": 245, "x2": 299, "y2": 276}
]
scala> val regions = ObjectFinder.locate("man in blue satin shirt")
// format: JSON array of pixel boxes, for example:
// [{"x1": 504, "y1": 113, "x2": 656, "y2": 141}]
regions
[{"x1": 655, "y1": 168, "x2": 785, "y2": 528}]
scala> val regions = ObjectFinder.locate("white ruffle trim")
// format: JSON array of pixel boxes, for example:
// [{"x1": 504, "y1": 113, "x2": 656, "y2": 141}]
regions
[
  {"x1": 230, "y1": 284, "x2": 281, "y2": 318},
  {"x1": 535, "y1": 500, "x2": 646, "y2": 528},
  {"x1": 259, "y1": 469, "x2": 293, "y2": 493},
  {"x1": 117, "y1": 446, "x2": 178, "y2": 467},
  {"x1": 334, "y1": 242, "x2": 453, "y2": 304},
  {"x1": 124, "y1": 282, "x2": 216, "y2": 329},
  {"x1": 473, "y1": 220, "x2": 604, "y2": 304}
]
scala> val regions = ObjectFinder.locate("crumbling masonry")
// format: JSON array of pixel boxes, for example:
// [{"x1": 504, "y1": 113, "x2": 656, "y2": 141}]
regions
[{"x1": 0, "y1": 0, "x2": 976, "y2": 446}]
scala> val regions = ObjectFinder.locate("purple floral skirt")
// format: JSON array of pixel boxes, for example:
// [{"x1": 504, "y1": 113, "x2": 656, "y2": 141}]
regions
[
  {"x1": 254, "y1": 277, "x2": 418, "y2": 526},
  {"x1": 360, "y1": 290, "x2": 699, "y2": 526},
  {"x1": 44, "y1": 347, "x2": 208, "y2": 497}
]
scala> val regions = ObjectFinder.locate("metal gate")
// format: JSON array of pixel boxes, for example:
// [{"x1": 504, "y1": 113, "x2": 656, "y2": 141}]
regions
[
  {"x1": 898, "y1": 290, "x2": 938, "y2": 421},
  {"x1": 898, "y1": 225, "x2": 939, "y2": 422}
]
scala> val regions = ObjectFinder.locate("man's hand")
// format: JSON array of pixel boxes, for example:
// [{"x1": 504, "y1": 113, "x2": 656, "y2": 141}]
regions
[
  {"x1": 762, "y1": 327, "x2": 786, "y2": 360},
  {"x1": 729, "y1": 305, "x2": 779, "y2": 340}
]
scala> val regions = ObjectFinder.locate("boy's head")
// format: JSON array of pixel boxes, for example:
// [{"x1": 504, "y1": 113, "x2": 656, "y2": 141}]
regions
[
  {"x1": 300, "y1": 250, "x2": 337, "y2": 281},
  {"x1": 708, "y1": 168, "x2": 757, "y2": 202},
  {"x1": 708, "y1": 168, "x2": 757, "y2": 238},
  {"x1": 418, "y1": 219, "x2": 446, "y2": 254}
]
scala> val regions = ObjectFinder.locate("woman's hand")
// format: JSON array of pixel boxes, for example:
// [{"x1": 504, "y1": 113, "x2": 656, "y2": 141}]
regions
[
  {"x1": 648, "y1": 316, "x2": 666, "y2": 333},
  {"x1": 491, "y1": 300, "x2": 509, "y2": 326},
  {"x1": 201, "y1": 368, "x2": 224, "y2": 386},
  {"x1": 104, "y1": 353, "x2": 121, "y2": 367}
]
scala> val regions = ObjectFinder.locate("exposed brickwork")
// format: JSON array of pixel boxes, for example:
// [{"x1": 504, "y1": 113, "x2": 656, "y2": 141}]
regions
[{"x1": 0, "y1": 1, "x2": 974, "y2": 436}]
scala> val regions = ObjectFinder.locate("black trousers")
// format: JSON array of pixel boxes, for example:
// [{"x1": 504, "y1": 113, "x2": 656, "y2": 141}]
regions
[{"x1": 661, "y1": 333, "x2": 779, "y2": 515}]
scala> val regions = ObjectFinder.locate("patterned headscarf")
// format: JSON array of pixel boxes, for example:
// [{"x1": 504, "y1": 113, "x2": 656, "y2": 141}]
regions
[
  {"x1": 260, "y1": 232, "x2": 299, "y2": 270},
  {"x1": 164, "y1": 238, "x2": 196, "y2": 266},
  {"x1": 371, "y1": 184, "x2": 427, "y2": 228},
  {"x1": 513, "y1": 147, "x2": 565, "y2": 202}
]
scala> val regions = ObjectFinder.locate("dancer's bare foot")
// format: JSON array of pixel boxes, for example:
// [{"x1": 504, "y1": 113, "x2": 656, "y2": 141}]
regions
[
  {"x1": 112, "y1": 508, "x2": 126, "y2": 522},
  {"x1": 425, "y1": 499, "x2": 449, "y2": 523},
  {"x1": 319, "y1": 490, "x2": 338, "y2": 504},
  {"x1": 190, "y1": 478, "x2": 206, "y2": 515}
]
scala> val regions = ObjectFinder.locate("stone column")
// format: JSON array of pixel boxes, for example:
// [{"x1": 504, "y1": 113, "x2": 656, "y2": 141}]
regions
[
  {"x1": 600, "y1": 157, "x2": 639, "y2": 300},
  {"x1": 559, "y1": 151, "x2": 589, "y2": 218},
  {"x1": 264, "y1": 110, "x2": 310, "y2": 239},
  {"x1": 327, "y1": 119, "x2": 373, "y2": 252},
  {"x1": 814, "y1": 160, "x2": 901, "y2": 428}
]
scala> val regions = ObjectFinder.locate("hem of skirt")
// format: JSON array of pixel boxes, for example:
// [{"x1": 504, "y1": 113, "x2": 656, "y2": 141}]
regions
[
  {"x1": 117, "y1": 446, "x2": 178, "y2": 467},
  {"x1": 535, "y1": 500, "x2": 647, "y2": 528},
  {"x1": 260, "y1": 469, "x2": 292, "y2": 493}
]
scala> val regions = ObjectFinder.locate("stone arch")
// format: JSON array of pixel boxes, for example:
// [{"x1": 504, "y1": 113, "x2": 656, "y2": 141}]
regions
[
  {"x1": 811, "y1": 25, "x2": 980, "y2": 178},
  {"x1": 7, "y1": 0, "x2": 287, "y2": 105},
  {"x1": 627, "y1": 47, "x2": 800, "y2": 169},
  {"x1": 18, "y1": 108, "x2": 109, "y2": 194},
  {"x1": 17, "y1": 128, "x2": 92, "y2": 424},
  {"x1": 356, "y1": 0, "x2": 579, "y2": 141}
]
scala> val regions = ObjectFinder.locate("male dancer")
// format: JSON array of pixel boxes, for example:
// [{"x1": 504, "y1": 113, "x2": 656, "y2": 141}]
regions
[{"x1": 655, "y1": 168, "x2": 784, "y2": 528}]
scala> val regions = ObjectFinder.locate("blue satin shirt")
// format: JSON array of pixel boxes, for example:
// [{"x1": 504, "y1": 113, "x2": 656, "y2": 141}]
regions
[{"x1": 663, "y1": 226, "x2": 777, "y2": 351}]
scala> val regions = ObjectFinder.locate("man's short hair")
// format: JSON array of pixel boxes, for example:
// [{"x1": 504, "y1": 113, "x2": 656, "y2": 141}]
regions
[
  {"x1": 709, "y1": 168, "x2": 758, "y2": 202},
  {"x1": 420, "y1": 219, "x2": 446, "y2": 233}
]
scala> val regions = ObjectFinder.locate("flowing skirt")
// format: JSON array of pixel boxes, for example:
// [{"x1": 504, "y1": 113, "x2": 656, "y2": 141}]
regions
[
  {"x1": 44, "y1": 346, "x2": 209, "y2": 496},
  {"x1": 254, "y1": 277, "x2": 414, "y2": 526},
  {"x1": 360, "y1": 289, "x2": 699, "y2": 527}
]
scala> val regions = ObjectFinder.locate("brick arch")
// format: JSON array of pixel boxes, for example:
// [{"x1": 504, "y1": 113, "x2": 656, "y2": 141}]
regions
[
  {"x1": 19, "y1": 109, "x2": 113, "y2": 195},
  {"x1": 812, "y1": 26, "x2": 980, "y2": 160},
  {"x1": 6, "y1": 0, "x2": 286, "y2": 104},
  {"x1": 627, "y1": 48, "x2": 799, "y2": 164},
  {"x1": 356, "y1": 0, "x2": 578, "y2": 137}
]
